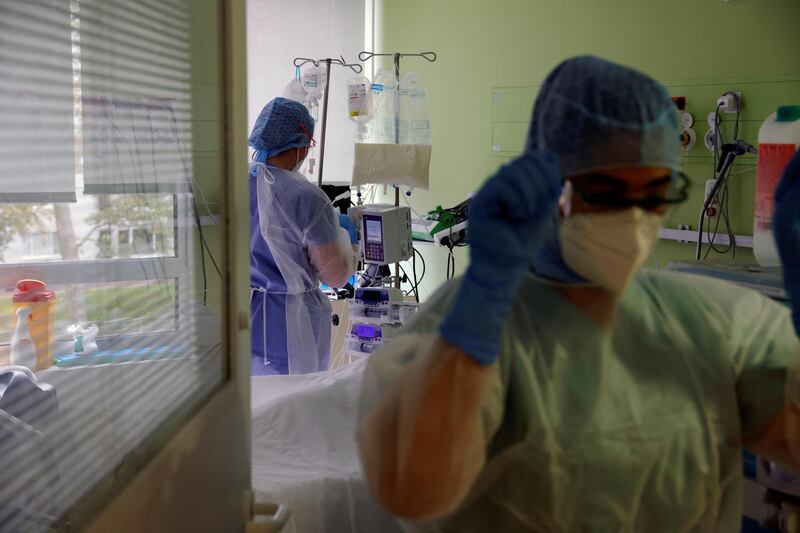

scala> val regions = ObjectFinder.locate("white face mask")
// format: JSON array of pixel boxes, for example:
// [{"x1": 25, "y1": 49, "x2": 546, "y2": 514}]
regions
[
  {"x1": 560, "y1": 207, "x2": 663, "y2": 293},
  {"x1": 292, "y1": 150, "x2": 306, "y2": 173}
]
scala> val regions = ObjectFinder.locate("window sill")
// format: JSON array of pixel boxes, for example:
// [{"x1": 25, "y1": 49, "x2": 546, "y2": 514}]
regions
[
  {"x1": 0, "y1": 329, "x2": 221, "y2": 371},
  {"x1": 49, "y1": 337, "x2": 194, "y2": 368},
  {"x1": 19, "y1": 255, "x2": 62, "y2": 261}
]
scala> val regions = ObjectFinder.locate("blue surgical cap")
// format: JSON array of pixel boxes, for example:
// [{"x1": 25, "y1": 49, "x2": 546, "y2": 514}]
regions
[
  {"x1": 526, "y1": 56, "x2": 680, "y2": 177},
  {"x1": 249, "y1": 97, "x2": 315, "y2": 160}
]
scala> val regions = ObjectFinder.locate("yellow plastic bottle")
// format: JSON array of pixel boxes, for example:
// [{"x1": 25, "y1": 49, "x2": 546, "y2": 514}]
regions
[{"x1": 11, "y1": 279, "x2": 57, "y2": 370}]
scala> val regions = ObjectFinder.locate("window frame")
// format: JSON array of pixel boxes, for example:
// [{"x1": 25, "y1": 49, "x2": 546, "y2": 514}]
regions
[
  {"x1": 0, "y1": 193, "x2": 193, "y2": 344},
  {"x1": 21, "y1": 231, "x2": 61, "y2": 261}
]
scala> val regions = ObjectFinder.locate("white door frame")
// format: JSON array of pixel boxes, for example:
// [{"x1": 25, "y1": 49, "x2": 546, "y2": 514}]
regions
[{"x1": 82, "y1": 0, "x2": 252, "y2": 530}]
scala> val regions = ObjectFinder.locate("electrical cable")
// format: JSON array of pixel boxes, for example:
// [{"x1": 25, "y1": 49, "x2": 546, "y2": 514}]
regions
[
  {"x1": 698, "y1": 95, "x2": 742, "y2": 261},
  {"x1": 192, "y1": 194, "x2": 222, "y2": 278},
  {"x1": 191, "y1": 196, "x2": 211, "y2": 305},
  {"x1": 703, "y1": 186, "x2": 730, "y2": 260},
  {"x1": 721, "y1": 94, "x2": 742, "y2": 258},
  {"x1": 414, "y1": 247, "x2": 426, "y2": 288},
  {"x1": 192, "y1": 175, "x2": 220, "y2": 226},
  {"x1": 707, "y1": 183, "x2": 729, "y2": 254},
  {"x1": 401, "y1": 192, "x2": 426, "y2": 220},
  {"x1": 721, "y1": 180, "x2": 737, "y2": 258},
  {"x1": 728, "y1": 166, "x2": 757, "y2": 177},
  {"x1": 704, "y1": 213, "x2": 726, "y2": 259},
  {"x1": 704, "y1": 169, "x2": 735, "y2": 258},
  {"x1": 446, "y1": 246, "x2": 457, "y2": 280},
  {"x1": 397, "y1": 263, "x2": 414, "y2": 296},
  {"x1": 716, "y1": 107, "x2": 741, "y2": 257},
  {"x1": 169, "y1": 103, "x2": 224, "y2": 305},
  {"x1": 403, "y1": 247, "x2": 427, "y2": 301},
  {"x1": 398, "y1": 262, "x2": 418, "y2": 300},
  {"x1": 713, "y1": 102, "x2": 723, "y2": 180},
  {"x1": 411, "y1": 246, "x2": 419, "y2": 302}
]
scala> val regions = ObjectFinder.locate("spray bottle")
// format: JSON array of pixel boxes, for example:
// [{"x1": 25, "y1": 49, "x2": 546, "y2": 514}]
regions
[{"x1": 10, "y1": 307, "x2": 37, "y2": 370}]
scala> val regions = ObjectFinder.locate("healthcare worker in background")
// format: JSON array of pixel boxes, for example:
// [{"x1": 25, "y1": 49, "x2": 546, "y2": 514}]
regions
[
  {"x1": 249, "y1": 97, "x2": 358, "y2": 375},
  {"x1": 358, "y1": 55, "x2": 800, "y2": 531}
]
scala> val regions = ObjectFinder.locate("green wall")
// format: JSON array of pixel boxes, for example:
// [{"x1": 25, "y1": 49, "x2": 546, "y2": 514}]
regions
[
  {"x1": 376, "y1": 0, "x2": 800, "y2": 296},
  {"x1": 190, "y1": 0, "x2": 224, "y2": 311}
]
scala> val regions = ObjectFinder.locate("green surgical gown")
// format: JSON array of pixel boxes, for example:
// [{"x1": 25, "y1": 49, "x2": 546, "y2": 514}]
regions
[{"x1": 359, "y1": 269, "x2": 800, "y2": 532}]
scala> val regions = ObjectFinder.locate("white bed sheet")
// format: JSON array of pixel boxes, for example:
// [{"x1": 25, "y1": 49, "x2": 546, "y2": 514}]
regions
[{"x1": 251, "y1": 358, "x2": 403, "y2": 533}]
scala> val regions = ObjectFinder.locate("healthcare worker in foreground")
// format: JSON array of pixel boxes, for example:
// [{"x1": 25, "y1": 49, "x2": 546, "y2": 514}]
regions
[
  {"x1": 358, "y1": 55, "x2": 800, "y2": 531},
  {"x1": 250, "y1": 97, "x2": 358, "y2": 375}
]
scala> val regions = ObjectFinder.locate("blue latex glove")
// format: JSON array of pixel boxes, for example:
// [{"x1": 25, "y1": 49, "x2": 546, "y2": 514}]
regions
[
  {"x1": 439, "y1": 151, "x2": 562, "y2": 364},
  {"x1": 773, "y1": 148, "x2": 800, "y2": 335},
  {"x1": 338, "y1": 213, "x2": 359, "y2": 244}
]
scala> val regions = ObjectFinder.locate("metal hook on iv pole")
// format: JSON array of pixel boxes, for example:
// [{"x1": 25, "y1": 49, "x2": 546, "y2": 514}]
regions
[
  {"x1": 358, "y1": 50, "x2": 438, "y2": 147},
  {"x1": 358, "y1": 50, "x2": 438, "y2": 289},
  {"x1": 293, "y1": 56, "x2": 363, "y2": 73},
  {"x1": 357, "y1": 51, "x2": 437, "y2": 63},
  {"x1": 292, "y1": 56, "x2": 363, "y2": 186}
]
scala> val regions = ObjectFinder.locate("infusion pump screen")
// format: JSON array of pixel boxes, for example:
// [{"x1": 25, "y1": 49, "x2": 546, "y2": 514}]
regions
[{"x1": 366, "y1": 219, "x2": 382, "y2": 243}]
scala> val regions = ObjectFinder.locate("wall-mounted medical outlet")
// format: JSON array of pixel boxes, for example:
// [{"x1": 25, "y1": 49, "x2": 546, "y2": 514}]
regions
[
  {"x1": 677, "y1": 224, "x2": 691, "y2": 244},
  {"x1": 704, "y1": 112, "x2": 721, "y2": 152},
  {"x1": 717, "y1": 92, "x2": 742, "y2": 114},
  {"x1": 680, "y1": 129, "x2": 697, "y2": 152},
  {"x1": 704, "y1": 129, "x2": 720, "y2": 151},
  {"x1": 672, "y1": 96, "x2": 687, "y2": 111}
]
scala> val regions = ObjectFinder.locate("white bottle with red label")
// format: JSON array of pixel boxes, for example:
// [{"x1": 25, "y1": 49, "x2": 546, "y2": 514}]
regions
[{"x1": 753, "y1": 105, "x2": 800, "y2": 267}]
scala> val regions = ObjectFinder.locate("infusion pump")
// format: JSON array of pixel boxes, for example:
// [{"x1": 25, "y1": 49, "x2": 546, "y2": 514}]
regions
[{"x1": 354, "y1": 204, "x2": 413, "y2": 265}]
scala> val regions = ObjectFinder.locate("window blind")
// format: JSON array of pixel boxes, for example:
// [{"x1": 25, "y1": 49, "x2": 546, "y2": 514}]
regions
[
  {"x1": 0, "y1": 0, "x2": 77, "y2": 203},
  {"x1": 80, "y1": 0, "x2": 192, "y2": 194}
]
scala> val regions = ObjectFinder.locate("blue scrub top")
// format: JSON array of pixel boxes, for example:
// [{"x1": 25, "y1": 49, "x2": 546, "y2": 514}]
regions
[{"x1": 249, "y1": 164, "x2": 340, "y2": 375}]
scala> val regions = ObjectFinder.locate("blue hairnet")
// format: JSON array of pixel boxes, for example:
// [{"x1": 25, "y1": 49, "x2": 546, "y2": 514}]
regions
[
  {"x1": 249, "y1": 97, "x2": 315, "y2": 160},
  {"x1": 526, "y1": 56, "x2": 680, "y2": 176}
]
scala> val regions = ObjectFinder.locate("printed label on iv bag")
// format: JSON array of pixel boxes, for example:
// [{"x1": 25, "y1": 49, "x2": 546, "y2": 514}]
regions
[
  {"x1": 302, "y1": 65, "x2": 327, "y2": 100},
  {"x1": 303, "y1": 73, "x2": 320, "y2": 90},
  {"x1": 755, "y1": 143, "x2": 796, "y2": 231},
  {"x1": 348, "y1": 83, "x2": 368, "y2": 117}
]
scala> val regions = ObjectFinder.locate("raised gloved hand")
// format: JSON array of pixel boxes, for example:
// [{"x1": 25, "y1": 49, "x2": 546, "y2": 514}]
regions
[
  {"x1": 773, "y1": 148, "x2": 800, "y2": 335},
  {"x1": 439, "y1": 151, "x2": 562, "y2": 364},
  {"x1": 338, "y1": 213, "x2": 359, "y2": 244}
]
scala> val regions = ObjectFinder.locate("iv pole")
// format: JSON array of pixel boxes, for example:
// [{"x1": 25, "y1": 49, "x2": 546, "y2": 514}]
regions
[
  {"x1": 293, "y1": 56, "x2": 362, "y2": 187},
  {"x1": 358, "y1": 51, "x2": 437, "y2": 289}
]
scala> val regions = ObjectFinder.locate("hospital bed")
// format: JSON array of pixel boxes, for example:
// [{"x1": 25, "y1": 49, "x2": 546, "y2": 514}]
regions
[{"x1": 250, "y1": 357, "x2": 403, "y2": 533}]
